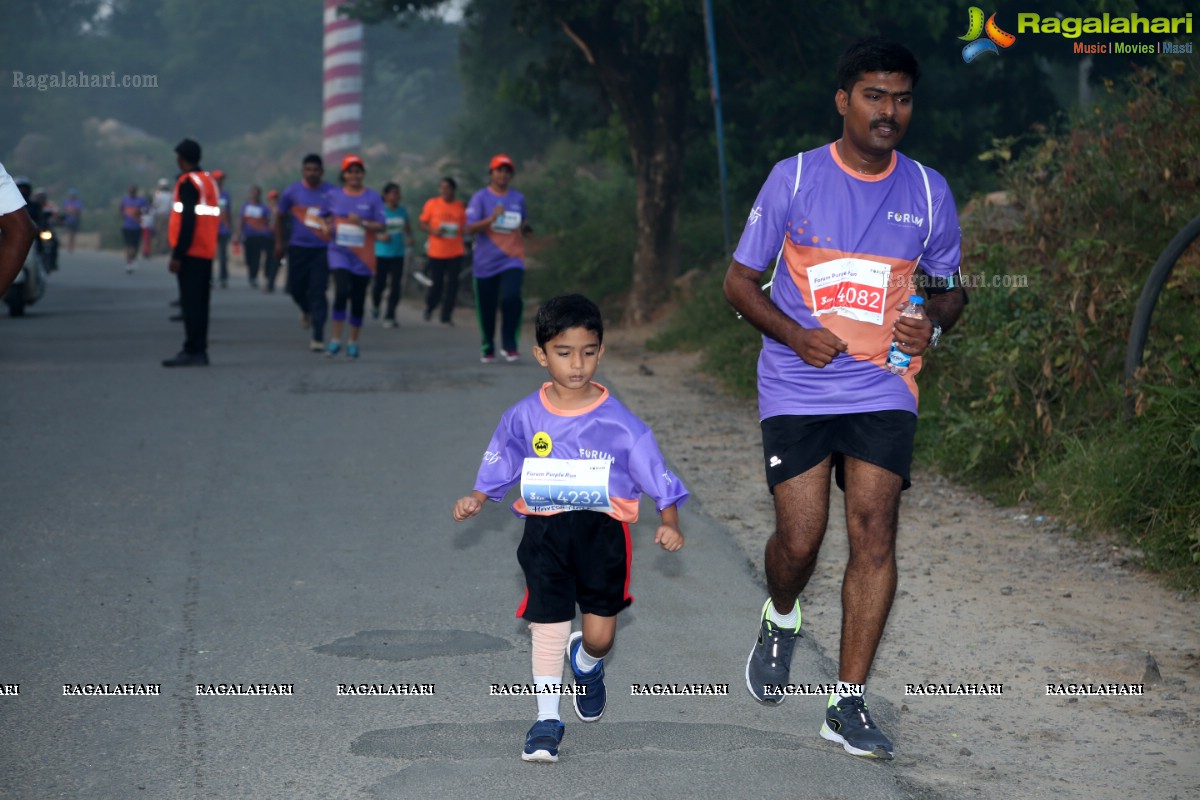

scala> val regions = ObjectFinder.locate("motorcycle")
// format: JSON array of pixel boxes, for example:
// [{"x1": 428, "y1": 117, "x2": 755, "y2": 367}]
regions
[
  {"x1": 3, "y1": 240, "x2": 47, "y2": 317},
  {"x1": 39, "y1": 218, "x2": 59, "y2": 272}
]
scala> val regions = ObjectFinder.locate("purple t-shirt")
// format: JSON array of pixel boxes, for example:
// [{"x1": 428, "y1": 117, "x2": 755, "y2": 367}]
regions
[
  {"x1": 466, "y1": 186, "x2": 527, "y2": 278},
  {"x1": 120, "y1": 196, "x2": 147, "y2": 230},
  {"x1": 278, "y1": 180, "x2": 335, "y2": 249},
  {"x1": 732, "y1": 143, "x2": 961, "y2": 418},
  {"x1": 62, "y1": 197, "x2": 83, "y2": 227},
  {"x1": 321, "y1": 187, "x2": 387, "y2": 275},
  {"x1": 473, "y1": 383, "x2": 688, "y2": 524},
  {"x1": 239, "y1": 202, "x2": 273, "y2": 239}
]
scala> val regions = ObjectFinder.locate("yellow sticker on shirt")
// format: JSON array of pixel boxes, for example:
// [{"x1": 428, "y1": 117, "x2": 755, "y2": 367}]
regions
[{"x1": 531, "y1": 432, "x2": 552, "y2": 457}]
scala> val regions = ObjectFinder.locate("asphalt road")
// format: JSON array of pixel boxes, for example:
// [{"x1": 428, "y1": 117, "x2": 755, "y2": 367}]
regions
[{"x1": 0, "y1": 251, "x2": 921, "y2": 799}]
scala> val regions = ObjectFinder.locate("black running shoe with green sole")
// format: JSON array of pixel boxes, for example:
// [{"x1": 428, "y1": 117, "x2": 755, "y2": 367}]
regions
[
  {"x1": 745, "y1": 599, "x2": 801, "y2": 704},
  {"x1": 821, "y1": 696, "x2": 894, "y2": 759}
]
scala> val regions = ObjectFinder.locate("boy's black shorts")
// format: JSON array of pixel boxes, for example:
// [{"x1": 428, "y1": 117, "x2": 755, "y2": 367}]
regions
[
  {"x1": 515, "y1": 511, "x2": 633, "y2": 623},
  {"x1": 761, "y1": 411, "x2": 917, "y2": 492}
]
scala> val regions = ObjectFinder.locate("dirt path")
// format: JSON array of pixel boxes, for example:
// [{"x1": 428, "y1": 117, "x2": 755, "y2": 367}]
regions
[{"x1": 599, "y1": 327, "x2": 1200, "y2": 800}]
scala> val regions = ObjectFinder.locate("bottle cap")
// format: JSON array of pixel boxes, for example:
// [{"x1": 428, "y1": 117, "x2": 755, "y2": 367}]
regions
[{"x1": 909, "y1": 295, "x2": 924, "y2": 304}]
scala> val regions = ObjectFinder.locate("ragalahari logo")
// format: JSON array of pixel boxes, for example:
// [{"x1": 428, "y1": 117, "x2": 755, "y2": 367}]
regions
[{"x1": 959, "y1": 7, "x2": 1017, "y2": 62}]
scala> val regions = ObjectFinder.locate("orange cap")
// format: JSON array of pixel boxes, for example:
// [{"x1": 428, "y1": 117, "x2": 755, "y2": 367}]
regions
[
  {"x1": 341, "y1": 153, "x2": 365, "y2": 172},
  {"x1": 267, "y1": 189, "x2": 279, "y2": 199},
  {"x1": 211, "y1": 169, "x2": 225, "y2": 180},
  {"x1": 489, "y1": 153, "x2": 514, "y2": 171}
]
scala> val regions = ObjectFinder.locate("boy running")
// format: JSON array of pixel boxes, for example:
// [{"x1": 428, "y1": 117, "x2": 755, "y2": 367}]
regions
[{"x1": 453, "y1": 294, "x2": 687, "y2": 763}]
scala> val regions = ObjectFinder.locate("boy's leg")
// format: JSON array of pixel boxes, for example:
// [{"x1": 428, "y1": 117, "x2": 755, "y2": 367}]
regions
[
  {"x1": 523, "y1": 618, "x2": 569, "y2": 763},
  {"x1": 530, "y1": 620, "x2": 571, "y2": 720},
  {"x1": 577, "y1": 613, "x2": 617, "y2": 662},
  {"x1": 517, "y1": 516, "x2": 576, "y2": 762},
  {"x1": 568, "y1": 514, "x2": 632, "y2": 723}
]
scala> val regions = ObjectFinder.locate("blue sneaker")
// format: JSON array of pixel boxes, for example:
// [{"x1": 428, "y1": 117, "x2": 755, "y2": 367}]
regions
[
  {"x1": 325, "y1": 340, "x2": 341, "y2": 358},
  {"x1": 347, "y1": 342, "x2": 359, "y2": 360},
  {"x1": 821, "y1": 696, "x2": 894, "y2": 760},
  {"x1": 521, "y1": 719, "x2": 564, "y2": 763},
  {"x1": 568, "y1": 631, "x2": 606, "y2": 722}
]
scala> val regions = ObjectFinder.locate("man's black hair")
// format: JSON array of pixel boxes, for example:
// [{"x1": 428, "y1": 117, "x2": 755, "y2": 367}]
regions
[
  {"x1": 535, "y1": 294, "x2": 603, "y2": 348},
  {"x1": 836, "y1": 37, "x2": 921, "y2": 92},
  {"x1": 302, "y1": 153, "x2": 323, "y2": 168},
  {"x1": 174, "y1": 138, "x2": 202, "y2": 165},
  {"x1": 441, "y1": 176, "x2": 457, "y2": 191}
]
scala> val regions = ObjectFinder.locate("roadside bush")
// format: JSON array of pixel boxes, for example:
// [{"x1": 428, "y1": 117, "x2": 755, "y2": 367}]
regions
[
  {"x1": 517, "y1": 142, "x2": 637, "y2": 307},
  {"x1": 918, "y1": 57, "x2": 1200, "y2": 588}
]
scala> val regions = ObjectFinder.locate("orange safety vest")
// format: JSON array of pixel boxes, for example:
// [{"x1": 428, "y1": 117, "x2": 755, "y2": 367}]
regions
[{"x1": 168, "y1": 171, "x2": 220, "y2": 259}]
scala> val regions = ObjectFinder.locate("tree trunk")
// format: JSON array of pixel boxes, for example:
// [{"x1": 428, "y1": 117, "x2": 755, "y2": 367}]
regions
[
  {"x1": 627, "y1": 119, "x2": 684, "y2": 325},
  {"x1": 558, "y1": 17, "x2": 693, "y2": 325}
]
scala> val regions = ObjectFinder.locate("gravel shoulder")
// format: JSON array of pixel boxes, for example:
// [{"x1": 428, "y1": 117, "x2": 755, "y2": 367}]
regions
[{"x1": 598, "y1": 326, "x2": 1200, "y2": 800}]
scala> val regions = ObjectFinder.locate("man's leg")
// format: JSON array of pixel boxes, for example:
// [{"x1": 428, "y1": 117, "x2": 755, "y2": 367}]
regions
[
  {"x1": 746, "y1": 458, "x2": 831, "y2": 703},
  {"x1": 307, "y1": 250, "x2": 329, "y2": 344},
  {"x1": 180, "y1": 257, "x2": 212, "y2": 356},
  {"x1": 838, "y1": 456, "x2": 901, "y2": 685},
  {"x1": 286, "y1": 246, "x2": 312, "y2": 313},
  {"x1": 818, "y1": 455, "x2": 902, "y2": 761},
  {"x1": 766, "y1": 459, "x2": 832, "y2": 609}
]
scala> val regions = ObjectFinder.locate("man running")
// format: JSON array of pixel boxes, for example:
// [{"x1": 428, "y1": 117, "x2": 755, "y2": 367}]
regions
[
  {"x1": 724, "y1": 38, "x2": 966, "y2": 761},
  {"x1": 275, "y1": 155, "x2": 335, "y2": 351}
]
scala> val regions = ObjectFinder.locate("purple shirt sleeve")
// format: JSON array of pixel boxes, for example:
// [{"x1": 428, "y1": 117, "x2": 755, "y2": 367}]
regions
[
  {"x1": 472, "y1": 407, "x2": 525, "y2": 502},
  {"x1": 627, "y1": 430, "x2": 689, "y2": 512},
  {"x1": 917, "y1": 173, "x2": 962, "y2": 278},
  {"x1": 731, "y1": 157, "x2": 797, "y2": 272}
]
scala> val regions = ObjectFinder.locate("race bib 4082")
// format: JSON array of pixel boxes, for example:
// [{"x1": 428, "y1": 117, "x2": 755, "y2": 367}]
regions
[{"x1": 807, "y1": 258, "x2": 891, "y2": 326}]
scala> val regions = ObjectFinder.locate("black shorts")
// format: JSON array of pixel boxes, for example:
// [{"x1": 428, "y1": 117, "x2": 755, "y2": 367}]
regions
[
  {"x1": 761, "y1": 411, "x2": 917, "y2": 492},
  {"x1": 121, "y1": 228, "x2": 141, "y2": 248},
  {"x1": 515, "y1": 511, "x2": 633, "y2": 623}
]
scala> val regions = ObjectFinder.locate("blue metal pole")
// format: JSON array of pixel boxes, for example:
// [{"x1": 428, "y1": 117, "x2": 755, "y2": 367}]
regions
[{"x1": 702, "y1": 0, "x2": 732, "y2": 259}]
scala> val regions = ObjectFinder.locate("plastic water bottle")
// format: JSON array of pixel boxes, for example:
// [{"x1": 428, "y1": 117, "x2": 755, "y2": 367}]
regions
[{"x1": 886, "y1": 295, "x2": 925, "y2": 375}]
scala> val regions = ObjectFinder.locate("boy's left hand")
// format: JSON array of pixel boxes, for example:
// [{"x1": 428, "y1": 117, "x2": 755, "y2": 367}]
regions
[{"x1": 654, "y1": 523, "x2": 684, "y2": 552}]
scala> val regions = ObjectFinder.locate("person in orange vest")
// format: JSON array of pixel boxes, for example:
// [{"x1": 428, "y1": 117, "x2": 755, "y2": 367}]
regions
[{"x1": 163, "y1": 138, "x2": 220, "y2": 367}]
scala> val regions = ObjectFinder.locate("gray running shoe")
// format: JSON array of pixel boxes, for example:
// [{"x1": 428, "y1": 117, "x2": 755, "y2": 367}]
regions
[
  {"x1": 745, "y1": 599, "x2": 801, "y2": 704},
  {"x1": 821, "y1": 696, "x2": 894, "y2": 759}
]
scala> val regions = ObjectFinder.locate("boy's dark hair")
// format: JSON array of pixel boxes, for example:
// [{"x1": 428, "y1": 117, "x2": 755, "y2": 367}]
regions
[
  {"x1": 441, "y1": 176, "x2": 457, "y2": 191},
  {"x1": 382, "y1": 181, "x2": 399, "y2": 195},
  {"x1": 836, "y1": 37, "x2": 921, "y2": 92},
  {"x1": 302, "y1": 153, "x2": 323, "y2": 168},
  {"x1": 535, "y1": 294, "x2": 603, "y2": 348}
]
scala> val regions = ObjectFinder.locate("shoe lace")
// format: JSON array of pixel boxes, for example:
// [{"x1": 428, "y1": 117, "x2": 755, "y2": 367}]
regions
[{"x1": 841, "y1": 697, "x2": 877, "y2": 728}]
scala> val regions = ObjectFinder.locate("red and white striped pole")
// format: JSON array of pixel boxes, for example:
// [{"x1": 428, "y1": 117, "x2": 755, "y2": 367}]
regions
[{"x1": 322, "y1": 0, "x2": 363, "y2": 165}]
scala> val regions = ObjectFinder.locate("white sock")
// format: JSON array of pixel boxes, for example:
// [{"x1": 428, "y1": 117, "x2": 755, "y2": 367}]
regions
[
  {"x1": 832, "y1": 681, "x2": 865, "y2": 704},
  {"x1": 534, "y1": 676, "x2": 561, "y2": 721},
  {"x1": 767, "y1": 600, "x2": 799, "y2": 630},
  {"x1": 573, "y1": 643, "x2": 602, "y2": 674}
]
